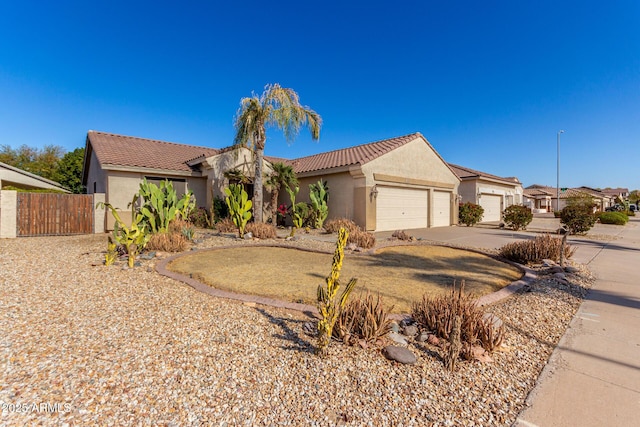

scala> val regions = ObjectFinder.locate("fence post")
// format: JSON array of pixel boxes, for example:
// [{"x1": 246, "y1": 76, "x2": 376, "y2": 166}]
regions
[{"x1": 0, "y1": 190, "x2": 17, "y2": 238}]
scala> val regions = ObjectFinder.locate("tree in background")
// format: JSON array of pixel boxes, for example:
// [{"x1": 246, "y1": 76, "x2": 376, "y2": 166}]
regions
[
  {"x1": 628, "y1": 190, "x2": 639, "y2": 205},
  {"x1": 0, "y1": 144, "x2": 65, "y2": 181},
  {"x1": 233, "y1": 83, "x2": 321, "y2": 222},
  {"x1": 54, "y1": 148, "x2": 85, "y2": 193}
]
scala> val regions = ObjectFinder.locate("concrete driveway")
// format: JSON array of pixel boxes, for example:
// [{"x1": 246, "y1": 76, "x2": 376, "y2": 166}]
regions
[{"x1": 376, "y1": 215, "x2": 640, "y2": 427}]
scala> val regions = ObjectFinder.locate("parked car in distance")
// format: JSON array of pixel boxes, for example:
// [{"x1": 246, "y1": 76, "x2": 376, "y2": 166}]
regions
[
  {"x1": 606, "y1": 204, "x2": 625, "y2": 212},
  {"x1": 630, "y1": 204, "x2": 637, "y2": 212}
]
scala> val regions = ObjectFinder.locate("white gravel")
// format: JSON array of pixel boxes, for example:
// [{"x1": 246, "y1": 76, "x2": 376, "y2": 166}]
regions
[{"x1": 0, "y1": 233, "x2": 592, "y2": 426}]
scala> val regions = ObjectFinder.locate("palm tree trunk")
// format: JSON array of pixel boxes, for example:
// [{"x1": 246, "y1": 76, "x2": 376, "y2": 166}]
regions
[
  {"x1": 270, "y1": 188, "x2": 279, "y2": 225},
  {"x1": 254, "y1": 147, "x2": 264, "y2": 222}
]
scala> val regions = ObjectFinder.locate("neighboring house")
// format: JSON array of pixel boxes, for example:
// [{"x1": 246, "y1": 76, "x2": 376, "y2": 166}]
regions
[
  {"x1": 448, "y1": 163, "x2": 523, "y2": 222},
  {"x1": 523, "y1": 185, "x2": 613, "y2": 212},
  {"x1": 0, "y1": 161, "x2": 70, "y2": 192},
  {"x1": 600, "y1": 187, "x2": 629, "y2": 201},
  {"x1": 83, "y1": 131, "x2": 460, "y2": 232}
]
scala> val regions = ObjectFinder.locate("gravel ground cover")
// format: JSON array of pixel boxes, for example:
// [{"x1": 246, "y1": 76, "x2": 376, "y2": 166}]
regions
[{"x1": 0, "y1": 232, "x2": 592, "y2": 426}]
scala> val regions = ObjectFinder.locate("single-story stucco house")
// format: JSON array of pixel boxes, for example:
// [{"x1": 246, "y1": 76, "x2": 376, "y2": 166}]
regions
[
  {"x1": 523, "y1": 184, "x2": 613, "y2": 212},
  {"x1": 448, "y1": 163, "x2": 523, "y2": 222},
  {"x1": 1, "y1": 161, "x2": 70, "y2": 192},
  {"x1": 82, "y1": 131, "x2": 460, "y2": 231}
]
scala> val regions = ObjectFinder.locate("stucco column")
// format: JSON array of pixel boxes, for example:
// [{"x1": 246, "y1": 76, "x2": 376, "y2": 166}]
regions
[{"x1": 0, "y1": 190, "x2": 17, "y2": 238}]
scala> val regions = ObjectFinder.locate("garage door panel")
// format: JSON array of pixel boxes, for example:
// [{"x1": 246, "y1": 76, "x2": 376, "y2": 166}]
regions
[
  {"x1": 376, "y1": 186, "x2": 428, "y2": 231},
  {"x1": 432, "y1": 191, "x2": 451, "y2": 227},
  {"x1": 480, "y1": 194, "x2": 502, "y2": 222}
]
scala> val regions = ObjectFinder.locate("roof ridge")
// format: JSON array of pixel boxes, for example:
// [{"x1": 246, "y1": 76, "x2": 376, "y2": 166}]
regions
[
  {"x1": 290, "y1": 132, "x2": 421, "y2": 162},
  {"x1": 88, "y1": 130, "x2": 217, "y2": 151}
]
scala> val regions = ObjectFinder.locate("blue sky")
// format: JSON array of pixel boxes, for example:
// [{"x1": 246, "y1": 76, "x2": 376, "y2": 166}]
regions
[{"x1": 1, "y1": 1, "x2": 638, "y2": 189}]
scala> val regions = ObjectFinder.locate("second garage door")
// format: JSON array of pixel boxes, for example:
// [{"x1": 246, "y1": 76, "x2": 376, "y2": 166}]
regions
[
  {"x1": 480, "y1": 194, "x2": 502, "y2": 222},
  {"x1": 376, "y1": 186, "x2": 428, "y2": 231},
  {"x1": 432, "y1": 191, "x2": 452, "y2": 227}
]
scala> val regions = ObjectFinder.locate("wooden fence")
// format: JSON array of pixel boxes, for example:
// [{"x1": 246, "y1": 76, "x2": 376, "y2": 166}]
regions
[{"x1": 16, "y1": 193, "x2": 94, "y2": 236}]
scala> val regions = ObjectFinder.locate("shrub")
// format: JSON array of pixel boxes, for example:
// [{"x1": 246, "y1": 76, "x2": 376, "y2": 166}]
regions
[
  {"x1": 333, "y1": 292, "x2": 392, "y2": 345},
  {"x1": 348, "y1": 228, "x2": 376, "y2": 249},
  {"x1": 146, "y1": 230, "x2": 188, "y2": 252},
  {"x1": 553, "y1": 211, "x2": 562, "y2": 218},
  {"x1": 499, "y1": 234, "x2": 576, "y2": 264},
  {"x1": 188, "y1": 207, "x2": 212, "y2": 228},
  {"x1": 309, "y1": 180, "x2": 329, "y2": 229},
  {"x1": 245, "y1": 222, "x2": 277, "y2": 239},
  {"x1": 502, "y1": 205, "x2": 533, "y2": 231},
  {"x1": 212, "y1": 196, "x2": 229, "y2": 221},
  {"x1": 215, "y1": 217, "x2": 236, "y2": 233},
  {"x1": 598, "y1": 211, "x2": 628, "y2": 225},
  {"x1": 561, "y1": 205, "x2": 596, "y2": 234},
  {"x1": 391, "y1": 230, "x2": 412, "y2": 241},
  {"x1": 458, "y1": 202, "x2": 484, "y2": 226},
  {"x1": 324, "y1": 218, "x2": 359, "y2": 234},
  {"x1": 411, "y1": 281, "x2": 504, "y2": 359},
  {"x1": 624, "y1": 210, "x2": 635, "y2": 217}
]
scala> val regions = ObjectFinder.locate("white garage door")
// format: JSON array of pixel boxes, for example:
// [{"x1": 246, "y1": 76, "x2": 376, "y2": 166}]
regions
[
  {"x1": 376, "y1": 186, "x2": 428, "y2": 231},
  {"x1": 432, "y1": 191, "x2": 452, "y2": 227},
  {"x1": 480, "y1": 194, "x2": 502, "y2": 222}
]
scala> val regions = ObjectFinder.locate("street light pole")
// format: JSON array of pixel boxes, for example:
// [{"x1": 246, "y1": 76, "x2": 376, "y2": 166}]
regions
[{"x1": 557, "y1": 130, "x2": 565, "y2": 211}]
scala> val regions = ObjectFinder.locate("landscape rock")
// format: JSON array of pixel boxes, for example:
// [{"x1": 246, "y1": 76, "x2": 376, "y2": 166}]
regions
[
  {"x1": 346, "y1": 243, "x2": 358, "y2": 251},
  {"x1": 243, "y1": 232, "x2": 253, "y2": 240},
  {"x1": 550, "y1": 266, "x2": 565, "y2": 274},
  {"x1": 382, "y1": 346, "x2": 417, "y2": 364},
  {"x1": 389, "y1": 321, "x2": 400, "y2": 333},
  {"x1": 565, "y1": 266, "x2": 580, "y2": 274},
  {"x1": 542, "y1": 259, "x2": 556, "y2": 267},
  {"x1": 416, "y1": 332, "x2": 429, "y2": 343},
  {"x1": 470, "y1": 345, "x2": 494, "y2": 363},
  {"x1": 139, "y1": 251, "x2": 156, "y2": 260},
  {"x1": 388, "y1": 332, "x2": 408, "y2": 346},
  {"x1": 402, "y1": 325, "x2": 419, "y2": 337}
]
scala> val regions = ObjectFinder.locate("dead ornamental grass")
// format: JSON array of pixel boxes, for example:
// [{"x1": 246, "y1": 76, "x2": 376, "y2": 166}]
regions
[{"x1": 167, "y1": 245, "x2": 523, "y2": 313}]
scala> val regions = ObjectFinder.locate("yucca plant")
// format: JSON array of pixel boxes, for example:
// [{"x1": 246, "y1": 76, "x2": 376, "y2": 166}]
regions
[
  {"x1": 316, "y1": 227, "x2": 358, "y2": 356},
  {"x1": 98, "y1": 195, "x2": 150, "y2": 268},
  {"x1": 104, "y1": 236, "x2": 117, "y2": 266},
  {"x1": 224, "y1": 183, "x2": 252, "y2": 237}
]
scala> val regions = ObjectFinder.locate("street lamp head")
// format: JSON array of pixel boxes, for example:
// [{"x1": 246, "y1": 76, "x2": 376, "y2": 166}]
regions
[{"x1": 558, "y1": 129, "x2": 565, "y2": 134}]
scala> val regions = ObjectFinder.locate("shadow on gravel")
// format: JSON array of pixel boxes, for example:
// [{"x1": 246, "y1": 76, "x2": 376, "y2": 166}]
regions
[{"x1": 255, "y1": 308, "x2": 316, "y2": 354}]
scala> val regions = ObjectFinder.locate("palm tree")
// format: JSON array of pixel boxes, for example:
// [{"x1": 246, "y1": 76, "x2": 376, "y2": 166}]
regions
[
  {"x1": 265, "y1": 162, "x2": 298, "y2": 225},
  {"x1": 234, "y1": 83, "x2": 321, "y2": 222}
]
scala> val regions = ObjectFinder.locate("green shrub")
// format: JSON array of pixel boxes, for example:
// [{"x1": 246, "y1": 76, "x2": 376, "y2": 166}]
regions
[
  {"x1": 503, "y1": 205, "x2": 533, "y2": 231},
  {"x1": 188, "y1": 207, "x2": 212, "y2": 228},
  {"x1": 212, "y1": 196, "x2": 229, "y2": 221},
  {"x1": 598, "y1": 211, "x2": 628, "y2": 225},
  {"x1": 458, "y1": 202, "x2": 484, "y2": 226},
  {"x1": 561, "y1": 205, "x2": 596, "y2": 234},
  {"x1": 624, "y1": 210, "x2": 635, "y2": 217},
  {"x1": 499, "y1": 234, "x2": 576, "y2": 264},
  {"x1": 553, "y1": 211, "x2": 562, "y2": 218}
]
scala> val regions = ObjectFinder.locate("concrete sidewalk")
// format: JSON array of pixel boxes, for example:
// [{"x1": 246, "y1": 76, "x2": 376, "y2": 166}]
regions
[{"x1": 374, "y1": 216, "x2": 640, "y2": 426}]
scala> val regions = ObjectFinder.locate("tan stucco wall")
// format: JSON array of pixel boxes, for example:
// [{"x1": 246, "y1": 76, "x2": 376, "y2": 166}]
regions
[
  {"x1": 203, "y1": 147, "x2": 273, "y2": 218},
  {"x1": 0, "y1": 190, "x2": 17, "y2": 238},
  {"x1": 362, "y1": 137, "x2": 459, "y2": 188},
  {"x1": 85, "y1": 150, "x2": 107, "y2": 194},
  {"x1": 460, "y1": 179, "x2": 524, "y2": 206},
  {"x1": 296, "y1": 172, "x2": 356, "y2": 222}
]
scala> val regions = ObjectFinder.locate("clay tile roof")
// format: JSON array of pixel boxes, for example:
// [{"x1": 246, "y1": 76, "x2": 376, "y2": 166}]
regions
[
  {"x1": 447, "y1": 163, "x2": 521, "y2": 185},
  {"x1": 87, "y1": 131, "x2": 218, "y2": 172},
  {"x1": 289, "y1": 133, "x2": 422, "y2": 174}
]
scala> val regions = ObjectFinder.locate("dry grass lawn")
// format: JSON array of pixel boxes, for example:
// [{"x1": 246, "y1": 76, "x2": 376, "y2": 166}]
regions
[{"x1": 168, "y1": 245, "x2": 522, "y2": 313}]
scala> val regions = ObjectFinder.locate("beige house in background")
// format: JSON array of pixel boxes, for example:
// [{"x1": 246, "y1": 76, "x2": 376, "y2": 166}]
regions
[
  {"x1": 1, "y1": 161, "x2": 69, "y2": 192},
  {"x1": 82, "y1": 131, "x2": 460, "y2": 231},
  {"x1": 523, "y1": 184, "x2": 613, "y2": 212},
  {"x1": 448, "y1": 163, "x2": 523, "y2": 222}
]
